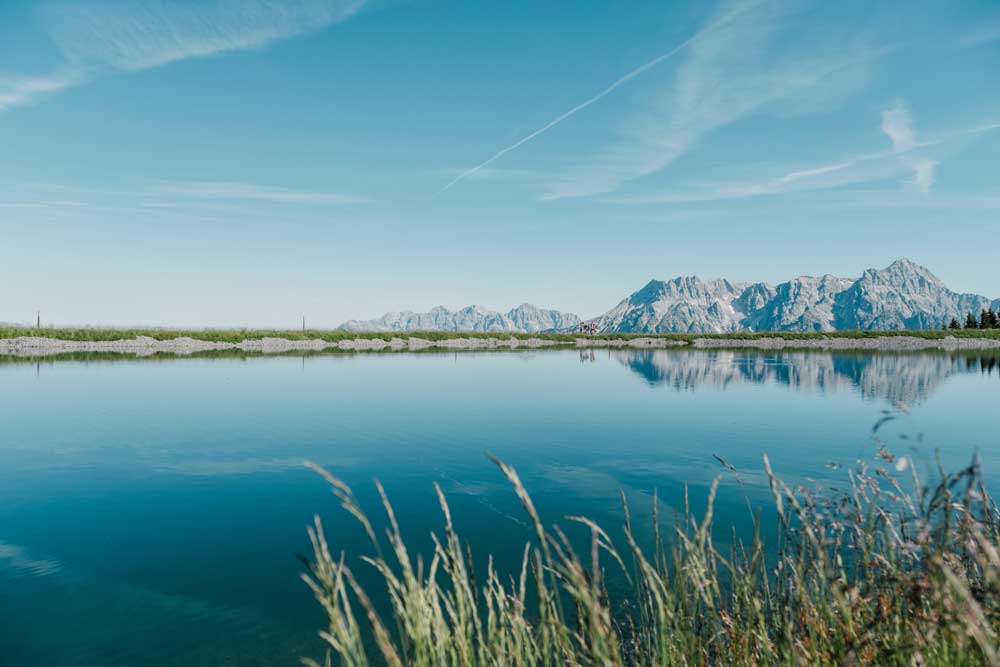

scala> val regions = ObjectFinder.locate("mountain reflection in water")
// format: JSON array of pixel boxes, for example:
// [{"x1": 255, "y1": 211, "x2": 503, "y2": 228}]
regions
[{"x1": 602, "y1": 349, "x2": 1000, "y2": 407}]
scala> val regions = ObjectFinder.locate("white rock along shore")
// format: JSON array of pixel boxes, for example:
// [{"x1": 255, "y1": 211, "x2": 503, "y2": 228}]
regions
[
  {"x1": 0, "y1": 335, "x2": 562, "y2": 357},
  {"x1": 1, "y1": 334, "x2": 997, "y2": 358}
]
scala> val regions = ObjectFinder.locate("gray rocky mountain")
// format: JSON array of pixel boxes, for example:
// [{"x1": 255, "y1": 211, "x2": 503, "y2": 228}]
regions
[
  {"x1": 832, "y1": 259, "x2": 992, "y2": 330},
  {"x1": 588, "y1": 259, "x2": 996, "y2": 333},
  {"x1": 338, "y1": 260, "x2": 995, "y2": 334},
  {"x1": 589, "y1": 277, "x2": 752, "y2": 333},
  {"x1": 751, "y1": 275, "x2": 854, "y2": 332},
  {"x1": 505, "y1": 303, "x2": 581, "y2": 333},
  {"x1": 338, "y1": 303, "x2": 580, "y2": 333}
]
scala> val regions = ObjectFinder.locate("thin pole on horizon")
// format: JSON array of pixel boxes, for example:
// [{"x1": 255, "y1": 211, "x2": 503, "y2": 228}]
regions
[
  {"x1": 302, "y1": 316, "x2": 306, "y2": 333},
  {"x1": 36, "y1": 310, "x2": 40, "y2": 328}
]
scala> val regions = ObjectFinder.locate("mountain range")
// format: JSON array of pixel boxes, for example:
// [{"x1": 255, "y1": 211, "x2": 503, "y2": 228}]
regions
[
  {"x1": 338, "y1": 303, "x2": 581, "y2": 333},
  {"x1": 338, "y1": 260, "x2": 1000, "y2": 334},
  {"x1": 589, "y1": 259, "x2": 999, "y2": 333}
]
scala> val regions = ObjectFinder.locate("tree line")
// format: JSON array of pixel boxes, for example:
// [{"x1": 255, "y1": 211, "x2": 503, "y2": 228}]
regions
[{"x1": 947, "y1": 307, "x2": 1000, "y2": 330}]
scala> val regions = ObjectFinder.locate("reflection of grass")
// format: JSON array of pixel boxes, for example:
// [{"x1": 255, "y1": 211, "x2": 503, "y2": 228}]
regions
[
  {"x1": 303, "y1": 454, "x2": 1000, "y2": 666},
  {"x1": 3, "y1": 325, "x2": 1000, "y2": 345},
  {"x1": 677, "y1": 329, "x2": 1000, "y2": 341},
  {"x1": 0, "y1": 349, "x2": 352, "y2": 365},
  {"x1": 0, "y1": 347, "x2": 555, "y2": 366}
]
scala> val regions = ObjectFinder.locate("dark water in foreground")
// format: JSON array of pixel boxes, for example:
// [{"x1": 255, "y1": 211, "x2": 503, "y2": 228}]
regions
[{"x1": 1, "y1": 348, "x2": 999, "y2": 665}]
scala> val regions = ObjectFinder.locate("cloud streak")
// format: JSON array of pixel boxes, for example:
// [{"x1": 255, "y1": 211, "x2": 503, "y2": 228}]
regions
[
  {"x1": 881, "y1": 103, "x2": 917, "y2": 151},
  {"x1": 543, "y1": 0, "x2": 886, "y2": 200},
  {"x1": 43, "y1": 0, "x2": 367, "y2": 71},
  {"x1": 603, "y1": 116, "x2": 999, "y2": 205},
  {"x1": 0, "y1": 69, "x2": 84, "y2": 113},
  {"x1": 882, "y1": 102, "x2": 936, "y2": 193},
  {"x1": 435, "y1": 1, "x2": 781, "y2": 197},
  {"x1": 153, "y1": 180, "x2": 370, "y2": 204},
  {"x1": 432, "y1": 32, "x2": 703, "y2": 196},
  {"x1": 1, "y1": 0, "x2": 366, "y2": 113}
]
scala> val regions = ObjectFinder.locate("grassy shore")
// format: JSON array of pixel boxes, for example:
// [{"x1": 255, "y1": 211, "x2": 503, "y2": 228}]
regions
[
  {"x1": 0, "y1": 325, "x2": 576, "y2": 344},
  {"x1": 2, "y1": 325, "x2": 999, "y2": 344},
  {"x1": 302, "y1": 454, "x2": 1000, "y2": 667}
]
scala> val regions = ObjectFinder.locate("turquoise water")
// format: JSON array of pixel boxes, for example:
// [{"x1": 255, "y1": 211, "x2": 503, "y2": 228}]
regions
[{"x1": 1, "y1": 348, "x2": 998, "y2": 665}]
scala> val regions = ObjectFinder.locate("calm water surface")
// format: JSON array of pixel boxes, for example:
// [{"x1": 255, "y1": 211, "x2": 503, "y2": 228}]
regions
[{"x1": 2, "y1": 348, "x2": 999, "y2": 665}]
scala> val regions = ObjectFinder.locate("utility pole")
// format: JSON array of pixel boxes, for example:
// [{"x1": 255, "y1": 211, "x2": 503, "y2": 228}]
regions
[
  {"x1": 302, "y1": 316, "x2": 306, "y2": 333},
  {"x1": 36, "y1": 310, "x2": 40, "y2": 328}
]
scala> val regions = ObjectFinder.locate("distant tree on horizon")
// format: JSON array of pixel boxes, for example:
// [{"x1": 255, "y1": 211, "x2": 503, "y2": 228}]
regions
[
  {"x1": 966, "y1": 313, "x2": 979, "y2": 329},
  {"x1": 979, "y1": 309, "x2": 999, "y2": 330},
  {"x1": 949, "y1": 317, "x2": 961, "y2": 330}
]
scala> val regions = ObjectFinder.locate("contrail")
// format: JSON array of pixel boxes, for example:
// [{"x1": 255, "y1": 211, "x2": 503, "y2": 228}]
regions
[{"x1": 434, "y1": 32, "x2": 701, "y2": 197}]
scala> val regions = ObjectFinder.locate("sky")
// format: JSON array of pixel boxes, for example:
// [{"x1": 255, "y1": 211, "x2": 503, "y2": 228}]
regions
[{"x1": 2, "y1": 0, "x2": 999, "y2": 327}]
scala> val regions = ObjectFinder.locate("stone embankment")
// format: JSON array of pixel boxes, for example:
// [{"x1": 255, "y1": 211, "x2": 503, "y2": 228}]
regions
[{"x1": 0, "y1": 335, "x2": 561, "y2": 357}]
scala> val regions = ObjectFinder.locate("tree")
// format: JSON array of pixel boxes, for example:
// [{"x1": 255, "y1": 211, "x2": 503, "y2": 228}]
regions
[
  {"x1": 989, "y1": 309, "x2": 999, "y2": 329},
  {"x1": 981, "y1": 309, "x2": 992, "y2": 330},
  {"x1": 966, "y1": 313, "x2": 978, "y2": 329},
  {"x1": 949, "y1": 317, "x2": 961, "y2": 330}
]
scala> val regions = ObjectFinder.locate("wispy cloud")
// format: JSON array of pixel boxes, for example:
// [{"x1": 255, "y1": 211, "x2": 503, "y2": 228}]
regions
[
  {"x1": 434, "y1": 1, "x2": 784, "y2": 197},
  {"x1": 1, "y1": 0, "x2": 366, "y2": 112},
  {"x1": 0, "y1": 181, "x2": 369, "y2": 218},
  {"x1": 433, "y1": 27, "x2": 708, "y2": 196},
  {"x1": 881, "y1": 102, "x2": 937, "y2": 193},
  {"x1": 437, "y1": 166, "x2": 544, "y2": 184},
  {"x1": 881, "y1": 103, "x2": 917, "y2": 151},
  {"x1": 43, "y1": 0, "x2": 367, "y2": 71},
  {"x1": 0, "y1": 69, "x2": 84, "y2": 113},
  {"x1": 910, "y1": 159, "x2": 937, "y2": 192},
  {"x1": 604, "y1": 113, "x2": 999, "y2": 205},
  {"x1": 542, "y1": 0, "x2": 886, "y2": 201},
  {"x1": 153, "y1": 180, "x2": 370, "y2": 204}
]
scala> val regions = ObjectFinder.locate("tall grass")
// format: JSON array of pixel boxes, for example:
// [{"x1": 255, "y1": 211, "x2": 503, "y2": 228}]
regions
[{"x1": 301, "y1": 452, "x2": 1000, "y2": 666}]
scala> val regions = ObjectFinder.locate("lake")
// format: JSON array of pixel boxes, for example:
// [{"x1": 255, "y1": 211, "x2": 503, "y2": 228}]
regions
[{"x1": 2, "y1": 348, "x2": 998, "y2": 665}]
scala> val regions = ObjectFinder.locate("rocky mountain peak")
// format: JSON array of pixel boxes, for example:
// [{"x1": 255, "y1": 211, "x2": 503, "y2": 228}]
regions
[
  {"x1": 339, "y1": 303, "x2": 579, "y2": 333},
  {"x1": 862, "y1": 258, "x2": 945, "y2": 290},
  {"x1": 589, "y1": 259, "x2": 995, "y2": 334}
]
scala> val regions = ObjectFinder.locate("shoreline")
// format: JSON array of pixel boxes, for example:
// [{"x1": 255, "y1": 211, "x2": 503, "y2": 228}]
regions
[
  {"x1": 0, "y1": 335, "x2": 564, "y2": 357},
  {"x1": 2, "y1": 333, "x2": 999, "y2": 358}
]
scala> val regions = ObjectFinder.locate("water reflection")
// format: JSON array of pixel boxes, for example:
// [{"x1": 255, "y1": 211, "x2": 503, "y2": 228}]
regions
[
  {"x1": 3, "y1": 347, "x2": 1000, "y2": 666},
  {"x1": 609, "y1": 349, "x2": 1000, "y2": 407}
]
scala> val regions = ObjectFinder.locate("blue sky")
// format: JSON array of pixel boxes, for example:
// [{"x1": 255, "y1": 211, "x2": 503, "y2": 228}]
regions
[{"x1": 2, "y1": 0, "x2": 999, "y2": 327}]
